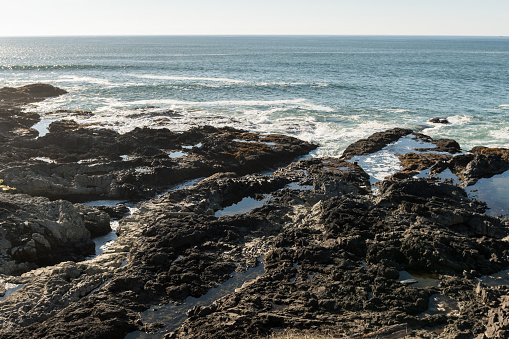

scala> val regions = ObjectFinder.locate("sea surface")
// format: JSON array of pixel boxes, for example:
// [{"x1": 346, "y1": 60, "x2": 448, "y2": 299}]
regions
[{"x1": 0, "y1": 35, "x2": 508, "y2": 156}]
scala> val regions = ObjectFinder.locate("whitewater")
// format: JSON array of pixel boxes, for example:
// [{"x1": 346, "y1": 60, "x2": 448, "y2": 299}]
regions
[{"x1": 1, "y1": 35, "x2": 508, "y2": 156}]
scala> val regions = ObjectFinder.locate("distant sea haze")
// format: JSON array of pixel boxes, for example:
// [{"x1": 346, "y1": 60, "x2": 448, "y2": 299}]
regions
[{"x1": 1, "y1": 35, "x2": 508, "y2": 155}]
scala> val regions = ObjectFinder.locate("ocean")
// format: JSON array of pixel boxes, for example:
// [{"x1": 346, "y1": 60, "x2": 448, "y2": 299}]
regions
[{"x1": 1, "y1": 35, "x2": 508, "y2": 156}]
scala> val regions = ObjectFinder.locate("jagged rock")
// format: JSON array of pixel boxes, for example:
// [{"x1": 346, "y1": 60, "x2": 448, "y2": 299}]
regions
[
  {"x1": 450, "y1": 147, "x2": 509, "y2": 185},
  {"x1": 476, "y1": 284, "x2": 509, "y2": 338},
  {"x1": 1, "y1": 151, "x2": 507, "y2": 338},
  {"x1": 47, "y1": 119, "x2": 80, "y2": 133},
  {"x1": 1, "y1": 89, "x2": 508, "y2": 339},
  {"x1": 0, "y1": 192, "x2": 108, "y2": 275},
  {"x1": 0, "y1": 126, "x2": 316, "y2": 201}
]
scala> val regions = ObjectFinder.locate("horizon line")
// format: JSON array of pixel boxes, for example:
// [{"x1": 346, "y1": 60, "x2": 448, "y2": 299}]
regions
[{"x1": 0, "y1": 34, "x2": 507, "y2": 39}]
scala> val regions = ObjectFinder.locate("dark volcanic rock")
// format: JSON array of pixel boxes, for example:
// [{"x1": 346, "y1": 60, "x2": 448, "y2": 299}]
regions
[
  {"x1": 0, "y1": 192, "x2": 109, "y2": 275},
  {"x1": 1, "y1": 87, "x2": 508, "y2": 339},
  {"x1": 47, "y1": 119, "x2": 81, "y2": 133},
  {"x1": 76, "y1": 204, "x2": 112, "y2": 238},
  {"x1": 0, "y1": 126, "x2": 316, "y2": 202},
  {"x1": 1, "y1": 151, "x2": 507, "y2": 339},
  {"x1": 476, "y1": 284, "x2": 509, "y2": 338},
  {"x1": 433, "y1": 138, "x2": 461, "y2": 153},
  {"x1": 452, "y1": 147, "x2": 509, "y2": 186},
  {"x1": 341, "y1": 127, "x2": 413, "y2": 159},
  {"x1": 390, "y1": 152, "x2": 453, "y2": 181},
  {"x1": 428, "y1": 117, "x2": 450, "y2": 124},
  {"x1": 411, "y1": 132, "x2": 461, "y2": 154},
  {"x1": 0, "y1": 84, "x2": 67, "y2": 137},
  {"x1": 0, "y1": 84, "x2": 67, "y2": 104},
  {"x1": 96, "y1": 204, "x2": 131, "y2": 220}
]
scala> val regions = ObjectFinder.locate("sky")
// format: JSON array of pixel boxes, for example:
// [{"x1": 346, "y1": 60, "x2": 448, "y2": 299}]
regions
[{"x1": 0, "y1": 0, "x2": 508, "y2": 37}]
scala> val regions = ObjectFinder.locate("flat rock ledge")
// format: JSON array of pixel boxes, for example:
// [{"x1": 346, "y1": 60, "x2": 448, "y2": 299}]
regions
[{"x1": 0, "y1": 85, "x2": 508, "y2": 339}]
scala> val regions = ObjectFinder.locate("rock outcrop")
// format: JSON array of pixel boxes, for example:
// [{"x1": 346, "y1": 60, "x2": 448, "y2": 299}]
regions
[
  {"x1": 0, "y1": 84, "x2": 67, "y2": 137},
  {"x1": 0, "y1": 124, "x2": 316, "y2": 201},
  {"x1": 0, "y1": 85, "x2": 508, "y2": 339},
  {"x1": 0, "y1": 152, "x2": 507, "y2": 338},
  {"x1": 0, "y1": 192, "x2": 110, "y2": 275}
]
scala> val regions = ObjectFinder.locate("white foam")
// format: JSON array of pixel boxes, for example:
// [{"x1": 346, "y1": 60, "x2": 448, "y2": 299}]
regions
[
  {"x1": 349, "y1": 136, "x2": 440, "y2": 184},
  {"x1": 53, "y1": 75, "x2": 116, "y2": 87},
  {"x1": 128, "y1": 98, "x2": 333, "y2": 112},
  {"x1": 447, "y1": 115, "x2": 471, "y2": 125},
  {"x1": 488, "y1": 127, "x2": 509, "y2": 141},
  {"x1": 129, "y1": 74, "x2": 246, "y2": 84},
  {"x1": 95, "y1": 220, "x2": 119, "y2": 256},
  {"x1": 352, "y1": 150, "x2": 401, "y2": 183}
]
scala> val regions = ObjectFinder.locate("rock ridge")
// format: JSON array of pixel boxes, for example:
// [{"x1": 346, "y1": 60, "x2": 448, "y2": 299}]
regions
[{"x1": 0, "y1": 85, "x2": 508, "y2": 338}]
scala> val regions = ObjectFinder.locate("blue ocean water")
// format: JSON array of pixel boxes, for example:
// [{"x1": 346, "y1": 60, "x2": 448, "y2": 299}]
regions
[{"x1": 0, "y1": 35, "x2": 508, "y2": 156}]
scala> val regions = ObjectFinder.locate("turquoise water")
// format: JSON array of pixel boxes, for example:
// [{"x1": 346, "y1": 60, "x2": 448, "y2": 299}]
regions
[{"x1": 0, "y1": 36, "x2": 508, "y2": 156}]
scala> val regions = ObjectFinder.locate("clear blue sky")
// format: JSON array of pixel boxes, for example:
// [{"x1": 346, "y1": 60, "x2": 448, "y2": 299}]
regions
[{"x1": 1, "y1": 0, "x2": 508, "y2": 36}]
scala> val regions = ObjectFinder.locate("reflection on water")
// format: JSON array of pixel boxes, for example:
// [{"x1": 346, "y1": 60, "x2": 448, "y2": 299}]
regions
[
  {"x1": 479, "y1": 268, "x2": 509, "y2": 286},
  {"x1": 182, "y1": 143, "x2": 202, "y2": 149},
  {"x1": 215, "y1": 195, "x2": 270, "y2": 217},
  {"x1": 466, "y1": 170, "x2": 509, "y2": 217},
  {"x1": 125, "y1": 256, "x2": 265, "y2": 338},
  {"x1": 168, "y1": 151, "x2": 187, "y2": 158},
  {"x1": 398, "y1": 271, "x2": 440, "y2": 288},
  {"x1": 0, "y1": 283, "x2": 24, "y2": 301},
  {"x1": 31, "y1": 118, "x2": 54, "y2": 137},
  {"x1": 84, "y1": 199, "x2": 128, "y2": 207},
  {"x1": 285, "y1": 182, "x2": 313, "y2": 191},
  {"x1": 155, "y1": 177, "x2": 205, "y2": 199},
  {"x1": 418, "y1": 294, "x2": 460, "y2": 318}
]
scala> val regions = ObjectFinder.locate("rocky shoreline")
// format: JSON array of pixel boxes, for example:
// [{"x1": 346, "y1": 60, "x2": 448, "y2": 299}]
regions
[{"x1": 0, "y1": 84, "x2": 508, "y2": 338}]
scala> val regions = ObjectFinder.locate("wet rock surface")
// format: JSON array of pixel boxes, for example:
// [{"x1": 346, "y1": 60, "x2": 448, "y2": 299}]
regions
[
  {"x1": 429, "y1": 117, "x2": 450, "y2": 124},
  {"x1": 0, "y1": 84, "x2": 67, "y2": 137},
  {"x1": 341, "y1": 127, "x2": 414, "y2": 159},
  {"x1": 0, "y1": 123, "x2": 316, "y2": 201},
  {"x1": 0, "y1": 85, "x2": 509, "y2": 339}
]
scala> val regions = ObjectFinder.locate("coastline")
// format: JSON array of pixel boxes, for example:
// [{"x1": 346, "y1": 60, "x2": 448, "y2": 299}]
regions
[{"x1": 0, "y1": 85, "x2": 508, "y2": 338}]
